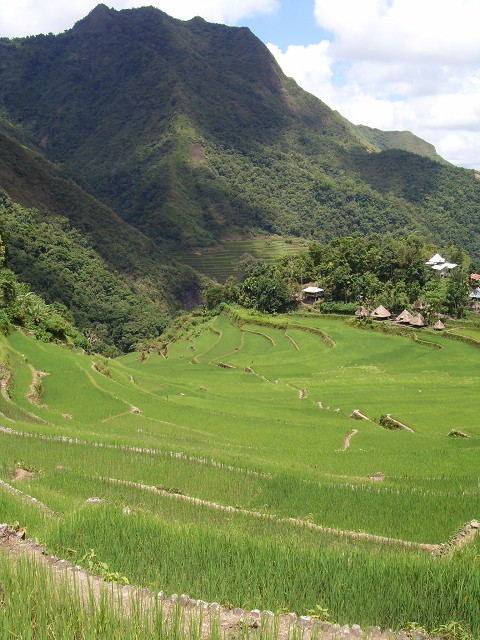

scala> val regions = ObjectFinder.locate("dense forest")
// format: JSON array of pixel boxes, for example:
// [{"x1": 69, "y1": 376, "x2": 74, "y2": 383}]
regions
[{"x1": 0, "y1": 191, "x2": 205, "y2": 355}]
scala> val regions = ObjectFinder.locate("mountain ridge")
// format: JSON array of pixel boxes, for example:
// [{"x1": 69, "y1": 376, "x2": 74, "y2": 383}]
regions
[
  {"x1": 355, "y1": 124, "x2": 447, "y2": 164},
  {"x1": 0, "y1": 5, "x2": 479, "y2": 284}
]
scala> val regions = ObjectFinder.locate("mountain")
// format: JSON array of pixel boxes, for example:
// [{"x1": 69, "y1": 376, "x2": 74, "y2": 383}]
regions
[
  {"x1": 354, "y1": 125, "x2": 447, "y2": 164},
  {"x1": 0, "y1": 5, "x2": 479, "y2": 268}
]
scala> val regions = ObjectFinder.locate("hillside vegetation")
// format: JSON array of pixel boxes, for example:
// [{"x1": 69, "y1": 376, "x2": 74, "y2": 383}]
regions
[
  {"x1": 0, "y1": 5, "x2": 479, "y2": 258},
  {"x1": 0, "y1": 129, "x2": 205, "y2": 352},
  {"x1": 355, "y1": 125, "x2": 447, "y2": 163}
]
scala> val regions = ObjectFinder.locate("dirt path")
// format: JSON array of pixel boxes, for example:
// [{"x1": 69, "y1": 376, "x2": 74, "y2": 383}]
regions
[
  {"x1": 342, "y1": 429, "x2": 358, "y2": 451},
  {"x1": 26, "y1": 365, "x2": 49, "y2": 408}
]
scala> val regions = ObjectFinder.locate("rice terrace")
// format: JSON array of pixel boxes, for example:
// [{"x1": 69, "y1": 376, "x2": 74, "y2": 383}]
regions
[{"x1": 0, "y1": 307, "x2": 479, "y2": 638}]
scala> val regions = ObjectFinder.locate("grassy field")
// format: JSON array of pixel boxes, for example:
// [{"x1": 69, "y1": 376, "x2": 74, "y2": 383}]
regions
[
  {"x1": 0, "y1": 310, "x2": 479, "y2": 634},
  {"x1": 172, "y1": 237, "x2": 308, "y2": 281}
]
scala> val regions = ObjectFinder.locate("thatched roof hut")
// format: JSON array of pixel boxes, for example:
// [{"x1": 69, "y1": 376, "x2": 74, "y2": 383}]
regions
[
  {"x1": 410, "y1": 313, "x2": 426, "y2": 327},
  {"x1": 355, "y1": 306, "x2": 370, "y2": 317},
  {"x1": 433, "y1": 320, "x2": 445, "y2": 330},
  {"x1": 371, "y1": 305, "x2": 391, "y2": 319},
  {"x1": 413, "y1": 300, "x2": 429, "y2": 311},
  {"x1": 395, "y1": 309, "x2": 414, "y2": 324}
]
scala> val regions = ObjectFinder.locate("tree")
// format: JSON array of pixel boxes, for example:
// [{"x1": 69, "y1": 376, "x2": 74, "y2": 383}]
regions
[
  {"x1": 423, "y1": 279, "x2": 446, "y2": 322},
  {"x1": 204, "y1": 285, "x2": 226, "y2": 310},
  {"x1": 204, "y1": 277, "x2": 240, "y2": 310},
  {"x1": 240, "y1": 272, "x2": 295, "y2": 313},
  {"x1": 446, "y1": 268, "x2": 469, "y2": 318}
]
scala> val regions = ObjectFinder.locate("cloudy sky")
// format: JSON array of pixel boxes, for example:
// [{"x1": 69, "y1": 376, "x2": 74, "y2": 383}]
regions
[{"x1": 1, "y1": 0, "x2": 480, "y2": 169}]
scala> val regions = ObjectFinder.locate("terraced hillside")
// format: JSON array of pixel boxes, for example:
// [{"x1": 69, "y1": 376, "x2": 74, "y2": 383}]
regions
[
  {"x1": 0, "y1": 311, "x2": 478, "y2": 635},
  {"x1": 173, "y1": 237, "x2": 308, "y2": 282}
]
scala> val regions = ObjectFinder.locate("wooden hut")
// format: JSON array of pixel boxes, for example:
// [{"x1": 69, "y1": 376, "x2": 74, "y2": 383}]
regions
[
  {"x1": 469, "y1": 287, "x2": 480, "y2": 311},
  {"x1": 413, "y1": 300, "x2": 429, "y2": 311},
  {"x1": 410, "y1": 313, "x2": 426, "y2": 327},
  {"x1": 355, "y1": 306, "x2": 370, "y2": 318},
  {"x1": 371, "y1": 305, "x2": 391, "y2": 320},
  {"x1": 301, "y1": 285, "x2": 324, "y2": 303},
  {"x1": 395, "y1": 309, "x2": 414, "y2": 324},
  {"x1": 433, "y1": 320, "x2": 445, "y2": 330}
]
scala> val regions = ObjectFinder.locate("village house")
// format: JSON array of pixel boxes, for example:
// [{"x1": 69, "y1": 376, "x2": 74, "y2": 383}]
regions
[
  {"x1": 301, "y1": 284, "x2": 324, "y2": 303},
  {"x1": 425, "y1": 253, "x2": 457, "y2": 277},
  {"x1": 469, "y1": 287, "x2": 480, "y2": 311}
]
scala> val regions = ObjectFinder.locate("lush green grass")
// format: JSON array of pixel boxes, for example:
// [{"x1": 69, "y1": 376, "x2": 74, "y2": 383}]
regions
[
  {"x1": 0, "y1": 312, "x2": 479, "y2": 633},
  {"x1": 50, "y1": 505, "x2": 480, "y2": 632}
]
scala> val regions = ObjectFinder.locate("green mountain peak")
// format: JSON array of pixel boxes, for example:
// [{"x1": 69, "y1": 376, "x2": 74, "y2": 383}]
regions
[{"x1": 0, "y1": 5, "x2": 479, "y2": 353}]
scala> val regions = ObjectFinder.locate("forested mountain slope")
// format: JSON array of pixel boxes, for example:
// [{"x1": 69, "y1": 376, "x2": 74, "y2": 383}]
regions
[
  {"x1": 0, "y1": 5, "x2": 479, "y2": 257},
  {"x1": 0, "y1": 129, "x2": 204, "y2": 353}
]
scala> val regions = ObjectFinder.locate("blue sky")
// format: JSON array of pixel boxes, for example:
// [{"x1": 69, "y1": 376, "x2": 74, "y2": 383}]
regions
[
  {"x1": 1, "y1": 0, "x2": 480, "y2": 169},
  {"x1": 242, "y1": 0, "x2": 332, "y2": 48}
]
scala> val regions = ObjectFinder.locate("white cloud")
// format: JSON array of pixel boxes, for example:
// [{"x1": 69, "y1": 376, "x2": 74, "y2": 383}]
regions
[
  {"x1": 267, "y1": 42, "x2": 335, "y2": 102},
  {"x1": 0, "y1": 0, "x2": 279, "y2": 37},
  {"x1": 0, "y1": 1, "x2": 93, "y2": 36},
  {"x1": 314, "y1": 0, "x2": 480, "y2": 64},
  {"x1": 267, "y1": 0, "x2": 480, "y2": 168}
]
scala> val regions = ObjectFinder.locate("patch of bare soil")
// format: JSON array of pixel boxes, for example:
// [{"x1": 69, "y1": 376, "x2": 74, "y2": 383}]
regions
[
  {"x1": 191, "y1": 143, "x2": 205, "y2": 166},
  {"x1": 0, "y1": 364, "x2": 12, "y2": 402},
  {"x1": 13, "y1": 468, "x2": 35, "y2": 482},
  {"x1": 368, "y1": 472, "x2": 385, "y2": 482}
]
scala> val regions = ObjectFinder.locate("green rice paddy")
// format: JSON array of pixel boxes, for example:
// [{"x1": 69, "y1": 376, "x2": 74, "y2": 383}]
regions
[{"x1": 0, "y1": 310, "x2": 479, "y2": 634}]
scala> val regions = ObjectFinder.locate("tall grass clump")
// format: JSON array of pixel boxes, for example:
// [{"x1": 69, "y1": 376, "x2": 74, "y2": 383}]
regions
[
  {"x1": 48, "y1": 506, "x2": 480, "y2": 635},
  {"x1": 0, "y1": 552, "x2": 211, "y2": 639}
]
